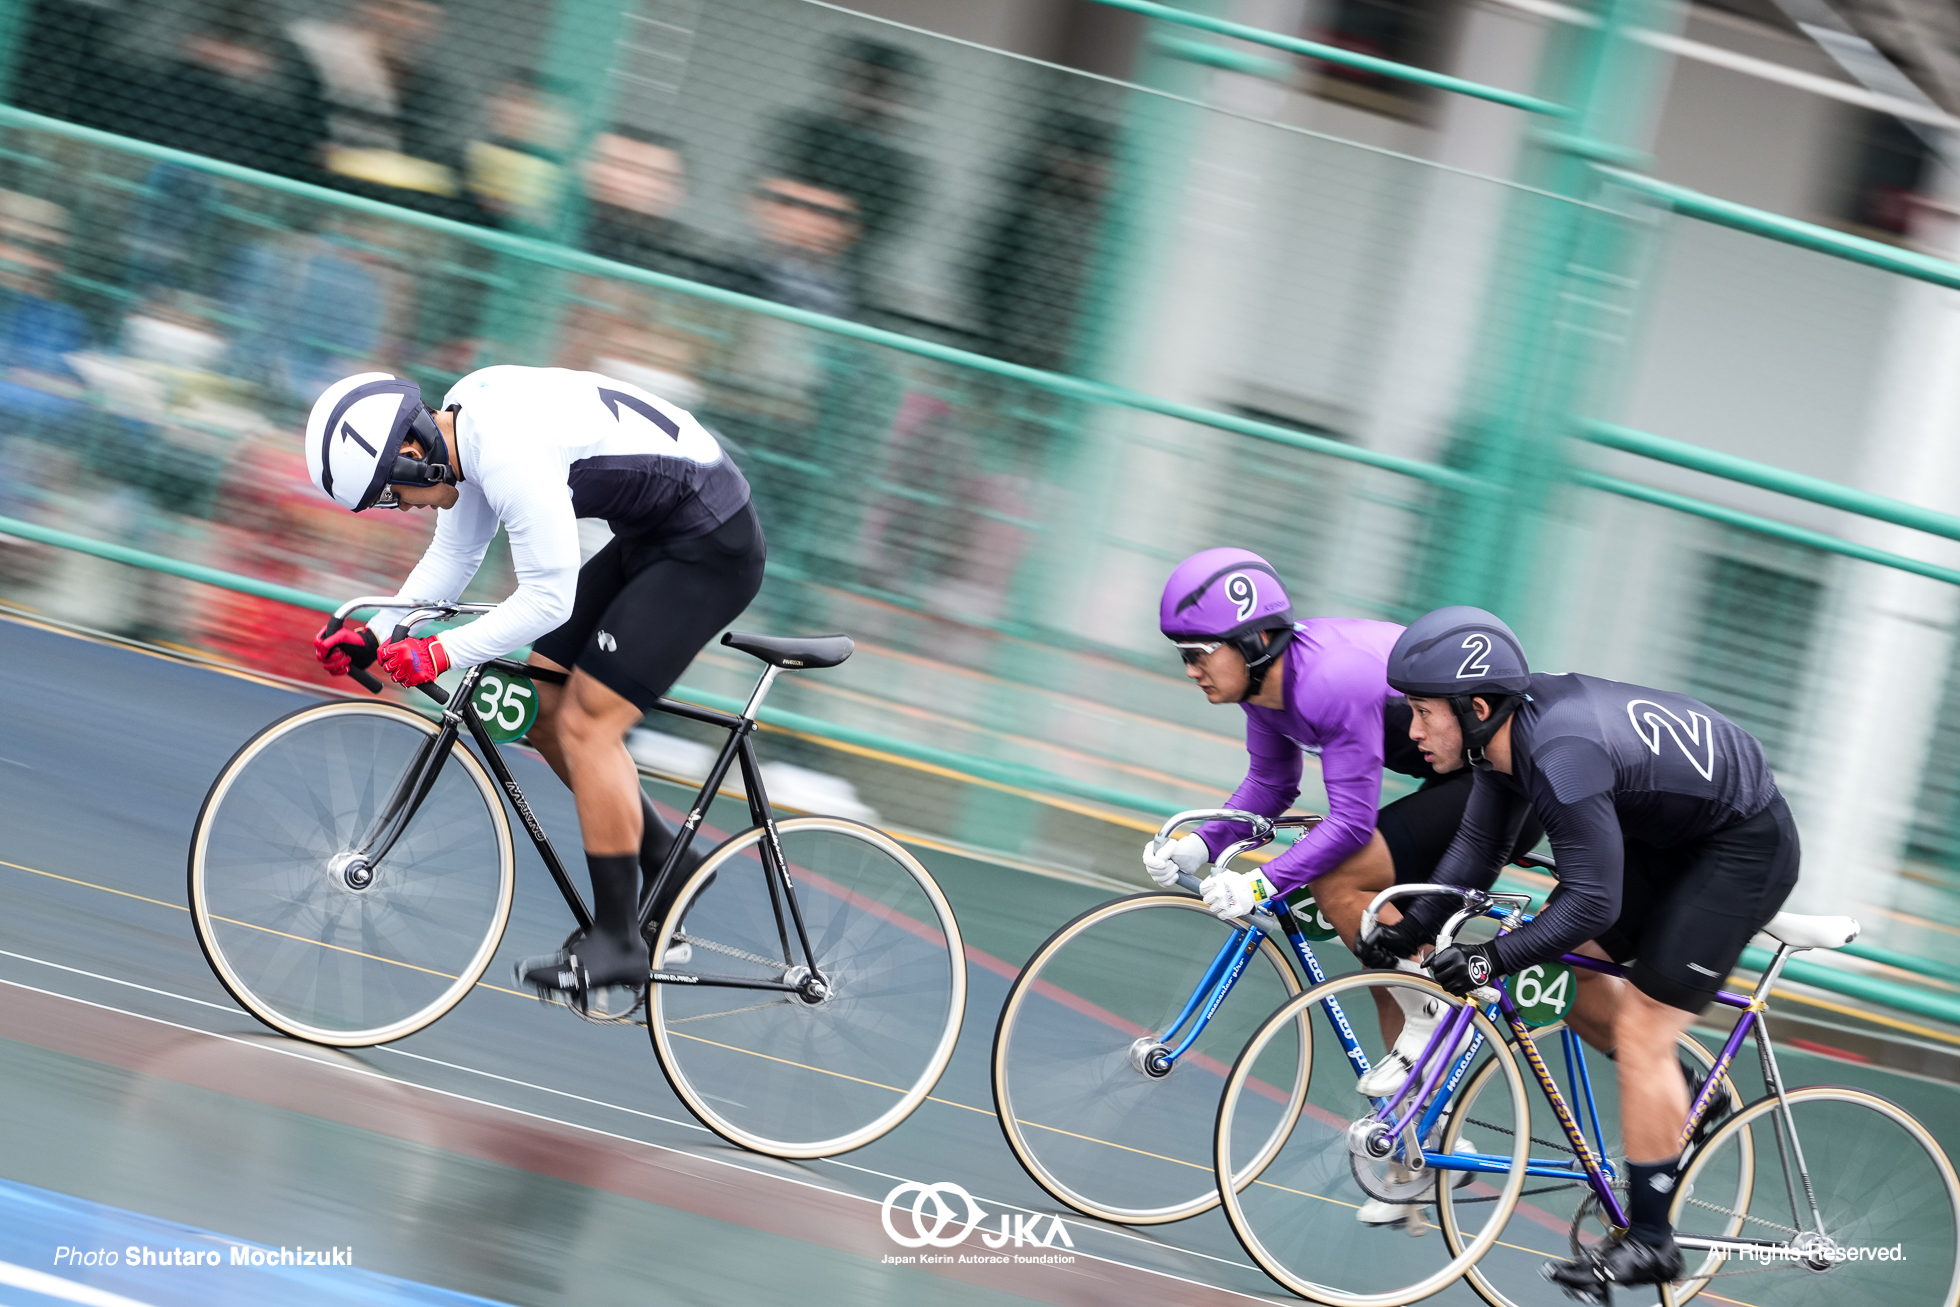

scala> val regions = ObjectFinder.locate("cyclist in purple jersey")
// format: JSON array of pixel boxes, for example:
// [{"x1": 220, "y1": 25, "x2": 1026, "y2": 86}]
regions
[
  {"x1": 1148, "y1": 551, "x2": 1541, "y2": 1200},
  {"x1": 1358, "y1": 606, "x2": 1799, "y2": 1296}
]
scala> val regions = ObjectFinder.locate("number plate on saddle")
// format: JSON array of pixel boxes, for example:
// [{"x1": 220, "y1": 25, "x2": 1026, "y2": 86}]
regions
[
  {"x1": 472, "y1": 670, "x2": 539, "y2": 743},
  {"x1": 1506, "y1": 960, "x2": 1576, "y2": 1027}
]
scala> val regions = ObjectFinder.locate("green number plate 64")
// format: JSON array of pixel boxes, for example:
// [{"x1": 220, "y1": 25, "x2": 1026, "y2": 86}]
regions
[
  {"x1": 471, "y1": 670, "x2": 539, "y2": 743},
  {"x1": 1289, "y1": 888, "x2": 1340, "y2": 942},
  {"x1": 1508, "y1": 960, "x2": 1576, "y2": 1028}
]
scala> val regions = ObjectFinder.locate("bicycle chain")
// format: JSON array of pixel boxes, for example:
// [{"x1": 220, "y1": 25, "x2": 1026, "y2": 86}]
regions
[{"x1": 675, "y1": 932, "x2": 787, "y2": 971}]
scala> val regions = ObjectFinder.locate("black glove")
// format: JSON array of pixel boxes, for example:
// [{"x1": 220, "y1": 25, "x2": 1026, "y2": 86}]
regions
[
  {"x1": 1426, "y1": 941, "x2": 1500, "y2": 997},
  {"x1": 1356, "y1": 917, "x2": 1433, "y2": 970}
]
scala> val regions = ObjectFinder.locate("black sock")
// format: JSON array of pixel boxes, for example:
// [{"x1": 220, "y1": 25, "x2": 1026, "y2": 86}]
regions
[
  {"x1": 1627, "y1": 1155, "x2": 1680, "y2": 1246},
  {"x1": 585, "y1": 852, "x2": 641, "y2": 940},
  {"x1": 639, "y1": 792, "x2": 709, "y2": 926}
]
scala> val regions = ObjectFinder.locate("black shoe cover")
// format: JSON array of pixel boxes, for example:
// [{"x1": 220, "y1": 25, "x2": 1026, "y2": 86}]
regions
[
  {"x1": 516, "y1": 928, "x2": 650, "y2": 996},
  {"x1": 1544, "y1": 1235, "x2": 1682, "y2": 1304}
]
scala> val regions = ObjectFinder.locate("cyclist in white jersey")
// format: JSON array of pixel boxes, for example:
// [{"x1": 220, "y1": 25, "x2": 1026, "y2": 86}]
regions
[{"x1": 303, "y1": 366, "x2": 766, "y2": 998}]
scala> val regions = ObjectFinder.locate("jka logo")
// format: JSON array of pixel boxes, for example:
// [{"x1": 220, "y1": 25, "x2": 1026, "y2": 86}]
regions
[{"x1": 880, "y1": 1181, "x2": 1073, "y2": 1250}]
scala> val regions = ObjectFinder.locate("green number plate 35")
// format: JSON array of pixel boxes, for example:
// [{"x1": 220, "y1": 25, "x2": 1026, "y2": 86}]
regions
[
  {"x1": 471, "y1": 670, "x2": 539, "y2": 743},
  {"x1": 1508, "y1": 960, "x2": 1577, "y2": 1028}
]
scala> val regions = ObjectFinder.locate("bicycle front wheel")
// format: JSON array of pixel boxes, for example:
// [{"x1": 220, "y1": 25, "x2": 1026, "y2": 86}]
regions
[
  {"x1": 188, "y1": 700, "x2": 515, "y2": 1046},
  {"x1": 991, "y1": 893, "x2": 1307, "y2": 1224},
  {"x1": 1217, "y1": 971, "x2": 1532, "y2": 1307},
  {"x1": 1667, "y1": 1085, "x2": 1960, "y2": 1307},
  {"x1": 648, "y1": 816, "x2": 965, "y2": 1158}
]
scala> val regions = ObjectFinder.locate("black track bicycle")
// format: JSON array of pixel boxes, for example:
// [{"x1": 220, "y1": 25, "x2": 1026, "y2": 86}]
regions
[{"x1": 188, "y1": 598, "x2": 967, "y2": 1158}]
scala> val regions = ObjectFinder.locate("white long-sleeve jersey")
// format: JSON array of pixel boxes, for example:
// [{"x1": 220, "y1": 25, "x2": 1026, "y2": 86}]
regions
[{"x1": 370, "y1": 366, "x2": 750, "y2": 668}]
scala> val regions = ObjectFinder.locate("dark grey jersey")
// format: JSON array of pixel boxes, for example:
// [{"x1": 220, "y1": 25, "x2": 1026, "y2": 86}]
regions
[{"x1": 1428, "y1": 673, "x2": 1779, "y2": 970}]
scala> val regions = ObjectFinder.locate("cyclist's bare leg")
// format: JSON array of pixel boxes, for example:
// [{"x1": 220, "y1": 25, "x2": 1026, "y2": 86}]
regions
[
  {"x1": 1315, "y1": 832, "x2": 1406, "y2": 1042},
  {"x1": 524, "y1": 652, "x2": 575, "y2": 785},
  {"x1": 516, "y1": 651, "x2": 654, "y2": 988},
  {"x1": 525, "y1": 654, "x2": 643, "y2": 855},
  {"x1": 1617, "y1": 987, "x2": 1695, "y2": 1161},
  {"x1": 1565, "y1": 939, "x2": 1625, "y2": 1053}
]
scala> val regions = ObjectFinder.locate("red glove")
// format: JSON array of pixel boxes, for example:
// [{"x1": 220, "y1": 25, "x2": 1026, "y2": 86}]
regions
[
  {"x1": 314, "y1": 623, "x2": 379, "y2": 677},
  {"x1": 378, "y1": 634, "x2": 450, "y2": 687}
]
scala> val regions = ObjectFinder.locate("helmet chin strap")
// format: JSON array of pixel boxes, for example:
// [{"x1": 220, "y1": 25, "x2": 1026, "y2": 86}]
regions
[
  {"x1": 1235, "y1": 626, "x2": 1295, "y2": 702},
  {"x1": 1450, "y1": 693, "x2": 1523, "y2": 770}
]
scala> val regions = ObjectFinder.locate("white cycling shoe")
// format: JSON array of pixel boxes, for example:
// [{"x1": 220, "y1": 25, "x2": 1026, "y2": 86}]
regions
[{"x1": 1356, "y1": 991, "x2": 1448, "y2": 1098}]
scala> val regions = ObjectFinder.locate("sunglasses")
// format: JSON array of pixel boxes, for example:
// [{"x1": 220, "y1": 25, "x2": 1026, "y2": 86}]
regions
[{"x1": 1173, "y1": 640, "x2": 1224, "y2": 665}]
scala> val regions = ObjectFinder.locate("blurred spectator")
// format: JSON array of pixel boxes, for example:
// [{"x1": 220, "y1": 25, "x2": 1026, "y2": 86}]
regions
[
  {"x1": 222, "y1": 213, "x2": 413, "y2": 410},
  {"x1": 465, "y1": 73, "x2": 574, "y2": 232},
  {"x1": 0, "y1": 190, "x2": 92, "y2": 402},
  {"x1": 973, "y1": 110, "x2": 1116, "y2": 373},
  {"x1": 9, "y1": 0, "x2": 127, "y2": 131},
  {"x1": 766, "y1": 38, "x2": 928, "y2": 304},
  {"x1": 581, "y1": 127, "x2": 726, "y2": 283},
  {"x1": 288, "y1": 0, "x2": 472, "y2": 207},
  {"x1": 730, "y1": 176, "x2": 862, "y2": 318},
  {"x1": 99, "y1": 0, "x2": 328, "y2": 184}
]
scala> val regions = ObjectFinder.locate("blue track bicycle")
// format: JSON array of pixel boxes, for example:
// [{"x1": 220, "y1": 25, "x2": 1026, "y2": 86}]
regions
[{"x1": 1213, "y1": 882, "x2": 1960, "y2": 1307}]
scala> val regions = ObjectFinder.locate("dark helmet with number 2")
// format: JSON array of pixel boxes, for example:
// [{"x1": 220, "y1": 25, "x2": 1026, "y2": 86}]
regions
[
  {"x1": 1159, "y1": 547, "x2": 1297, "y2": 701},
  {"x1": 1387, "y1": 606, "x2": 1531, "y2": 767}
]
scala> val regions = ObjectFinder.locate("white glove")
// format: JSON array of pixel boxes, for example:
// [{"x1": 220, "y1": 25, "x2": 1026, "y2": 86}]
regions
[
  {"x1": 1200, "y1": 868, "x2": 1276, "y2": 920},
  {"x1": 1142, "y1": 834, "x2": 1208, "y2": 888}
]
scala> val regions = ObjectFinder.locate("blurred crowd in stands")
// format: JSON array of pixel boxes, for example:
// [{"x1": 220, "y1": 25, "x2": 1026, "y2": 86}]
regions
[{"x1": 0, "y1": 0, "x2": 1123, "y2": 677}]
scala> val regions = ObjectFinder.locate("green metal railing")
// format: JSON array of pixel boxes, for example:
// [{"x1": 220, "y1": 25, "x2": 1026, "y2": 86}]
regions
[
  {"x1": 1083, "y1": 0, "x2": 1567, "y2": 115},
  {"x1": 6, "y1": 0, "x2": 1960, "y2": 1028}
]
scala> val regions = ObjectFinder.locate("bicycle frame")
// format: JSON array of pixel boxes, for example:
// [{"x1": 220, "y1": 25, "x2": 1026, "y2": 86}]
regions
[
  {"x1": 337, "y1": 599, "x2": 825, "y2": 1001},
  {"x1": 1152, "y1": 809, "x2": 1850, "y2": 1260},
  {"x1": 1376, "y1": 902, "x2": 1814, "y2": 1255}
]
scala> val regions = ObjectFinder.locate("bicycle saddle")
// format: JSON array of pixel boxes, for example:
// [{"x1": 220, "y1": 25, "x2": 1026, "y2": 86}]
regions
[
  {"x1": 1762, "y1": 911, "x2": 1859, "y2": 950},
  {"x1": 721, "y1": 631, "x2": 855, "y2": 669}
]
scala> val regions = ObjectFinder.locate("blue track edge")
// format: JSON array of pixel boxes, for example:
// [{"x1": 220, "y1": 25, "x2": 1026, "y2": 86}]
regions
[{"x1": 0, "y1": 1177, "x2": 513, "y2": 1307}]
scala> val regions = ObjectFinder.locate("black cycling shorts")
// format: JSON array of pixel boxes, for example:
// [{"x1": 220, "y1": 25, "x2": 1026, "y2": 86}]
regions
[
  {"x1": 1379, "y1": 768, "x2": 1545, "y2": 884},
  {"x1": 531, "y1": 502, "x2": 766, "y2": 711},
  {"x1": 1552, "y1": 795, "x2": 1799, "y2": 1012}
]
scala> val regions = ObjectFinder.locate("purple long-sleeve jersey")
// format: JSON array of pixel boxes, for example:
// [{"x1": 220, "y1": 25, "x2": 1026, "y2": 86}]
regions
[{"x1": 1196, "y1": 618, "x2": 1434, "y2": 893}]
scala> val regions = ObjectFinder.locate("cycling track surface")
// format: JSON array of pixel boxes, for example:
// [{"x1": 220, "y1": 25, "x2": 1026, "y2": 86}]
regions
[{"x1": 0, "y1": 613, "x2": 1954, "y2": 1307}]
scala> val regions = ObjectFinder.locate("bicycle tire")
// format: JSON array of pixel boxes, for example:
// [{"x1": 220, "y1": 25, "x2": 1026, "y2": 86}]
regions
[
  {"x1": 991, "y1": 892, "x2": 1308, "y2": 1224},
  {"x1": 188, "y1": 699, "x2": 515, "y2": 1046},
  {"x1": 1439, "y1": 1024, "x2": 1746, "y2": 1307},
  {"x1": 1665, "y1": 1085, "x2": 1960, "y2": 1307},
  {"x1": 647, "y1": 816, "x2": 965, "y2": 1158},
  {"x1": 1216, "y1": 970, "x2": 1533, "y2": 1307}
]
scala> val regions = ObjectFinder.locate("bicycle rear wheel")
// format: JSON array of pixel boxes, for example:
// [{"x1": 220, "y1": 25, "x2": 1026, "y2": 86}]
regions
[
  {"x1": 647, "y1": 816, "x2": 965, "y2": 1158},
  {"x1": 1439, "y1": 1025, "x2": 1745, "y2": 1307},
  {"x1": 1666, "y1": 1085, "x2": 1960, "y2": 1307},
  {"x1": 991, "y1": 893, "x2": 1307, "y2": 1224},
  {"x1": 188, "y1": 700, "x2": 515, "y2": 1046},
  {"x1": 1216, "y1": 971, "x2": 1532, "y2": 1306}
]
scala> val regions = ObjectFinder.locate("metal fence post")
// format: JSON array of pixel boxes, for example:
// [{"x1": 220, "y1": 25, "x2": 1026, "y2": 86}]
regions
[{"x1": 1416, "y1": 0, "x2": 1682, "y2": 637}]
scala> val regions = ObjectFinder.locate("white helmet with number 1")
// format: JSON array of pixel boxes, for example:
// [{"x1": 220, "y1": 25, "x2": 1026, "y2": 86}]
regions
[{"x1": 304, "y1": 372, "x2": 436, "y2": 512}]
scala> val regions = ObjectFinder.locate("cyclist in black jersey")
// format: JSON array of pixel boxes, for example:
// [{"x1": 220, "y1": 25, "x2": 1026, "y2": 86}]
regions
[{"x1": 1357, "y1": 606, "x2": 1799, "y2": 1298}]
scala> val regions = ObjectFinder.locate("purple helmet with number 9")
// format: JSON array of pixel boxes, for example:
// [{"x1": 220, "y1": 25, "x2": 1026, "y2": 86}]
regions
[
  {"x1": 1160, "y1": 547, "x2": 1294, "y2": 640},
  {"x1": 1160, "y1": 548, "x2": 1296, "y2": 700}
]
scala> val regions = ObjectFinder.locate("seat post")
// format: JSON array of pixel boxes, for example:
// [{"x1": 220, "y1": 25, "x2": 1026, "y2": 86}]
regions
[{"x1": 743, "y1": 664, "x2": 784, "y2": 720}]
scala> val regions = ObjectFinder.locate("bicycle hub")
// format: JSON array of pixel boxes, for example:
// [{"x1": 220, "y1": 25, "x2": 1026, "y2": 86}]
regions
[
  {"x1": 1348, "y1": 1117, "x2": 1395, "y2": 1160},
  {"x1": 328, "y1": 851, "x2": 374, "y2": 891},
  {"x1": 1127, "y1": 1037, "x2": 1176, "y2": 1079}
]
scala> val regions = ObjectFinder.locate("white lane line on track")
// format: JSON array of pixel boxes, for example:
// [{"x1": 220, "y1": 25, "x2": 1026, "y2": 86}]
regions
[{"x1": 0, "y1": 948, "x2": 1276, "y2": 1298}]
